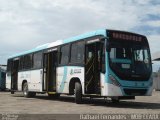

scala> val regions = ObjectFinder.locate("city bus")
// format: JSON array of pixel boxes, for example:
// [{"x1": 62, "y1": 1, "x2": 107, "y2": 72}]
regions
[{"x1": 6, "y1": 29, "x2": 153, "y2": 104}]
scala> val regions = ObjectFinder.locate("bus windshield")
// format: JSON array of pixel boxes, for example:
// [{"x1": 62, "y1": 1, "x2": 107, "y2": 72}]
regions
[{"x1": 109, "y1": 39, "x2": 152, "y2": 81}]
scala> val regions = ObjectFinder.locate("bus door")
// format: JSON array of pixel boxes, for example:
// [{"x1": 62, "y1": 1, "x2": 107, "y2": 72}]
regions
[
  {"x1": 85, "y1": 40, "x2": 102, "y2": 94},
  {"x1": 11, "y1": 59, "x2": 19, "y2": 90},
  {"x1": 43, "y1": 51, "x2": 57, "y2": 92}
]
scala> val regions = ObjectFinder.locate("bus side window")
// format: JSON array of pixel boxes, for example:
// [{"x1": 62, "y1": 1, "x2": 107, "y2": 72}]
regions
[
  {"x1": 7, "y1": 59, "x2": 12, "y2": 73},
  {"x1": 23, "y1": 54, "x2": 32, "y2": 70},
  {"x1": 59, "y1": 44, "x2": 70, "y2": 65},
  {"x1": 19, "y1": 57, "x2": 23, "y2": 71},
  {"x1": 33, "y1": 51, "x2": 43, "y2": 69},
  {"x1": 70, "y1": 41, "x2": 84, "y2": 64}
]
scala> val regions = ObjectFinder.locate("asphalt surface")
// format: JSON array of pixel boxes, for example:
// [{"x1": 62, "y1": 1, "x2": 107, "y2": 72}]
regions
[{"x1": 0, "y1": 91, "x2": 160, "y2": 114}]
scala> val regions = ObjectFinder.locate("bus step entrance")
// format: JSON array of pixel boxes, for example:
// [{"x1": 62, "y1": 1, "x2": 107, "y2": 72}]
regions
[
  {"x1": 43, "y1": 51, "x2": 57, "y2": 92},
  {"x1": 85, "y1": 42, "x2": 101, "y2": 94}
]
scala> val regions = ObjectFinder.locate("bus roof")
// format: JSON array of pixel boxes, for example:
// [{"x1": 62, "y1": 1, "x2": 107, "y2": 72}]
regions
[
  {"x1": 9, "y1": 29, "x2": 106, "y2": 59},
  {"x1": 9, "y1": 43, "x2": 50, "y2": 59}
]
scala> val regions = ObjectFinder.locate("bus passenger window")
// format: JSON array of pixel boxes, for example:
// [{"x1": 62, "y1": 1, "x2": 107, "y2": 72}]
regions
[
  {"x1": 88, "y1": 52, "x2": 93, "y2": 59},
  {"x1": 24, "y1": 54, "x2": 32, "y2": 69},
  {"x1": 19, "y1": 57, "x2": 24, "y2": 70},
  {"x1": 33, "y1": 51, "x2": 43, "y2": 69},
  {"x1": 60, "y1": 44, "x2": 70, "y2": 65},
  {"x1": 7, "y1": 59, "x2": 12, "y2": 72},
  {"x1": 70, "y1": 41, "x2": 84, "y2": 64}
]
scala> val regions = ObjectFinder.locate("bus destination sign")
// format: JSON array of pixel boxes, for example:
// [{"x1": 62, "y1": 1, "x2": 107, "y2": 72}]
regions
[{"x1": 111, "y1": 32, "x2": 143, "y2": 42}]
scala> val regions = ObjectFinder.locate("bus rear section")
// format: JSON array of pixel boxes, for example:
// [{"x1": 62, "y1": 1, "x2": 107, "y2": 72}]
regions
[{"x1": 103, "y1": 30, "x2": 153, "y2": 102}]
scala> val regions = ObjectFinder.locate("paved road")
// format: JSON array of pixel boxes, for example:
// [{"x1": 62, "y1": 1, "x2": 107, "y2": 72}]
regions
[{"x1": 0, "y1": 91, "x2": 160, "y2": 114}]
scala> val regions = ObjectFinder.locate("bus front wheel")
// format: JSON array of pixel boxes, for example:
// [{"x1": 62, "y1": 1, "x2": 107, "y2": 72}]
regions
[{"x1": 75, "y1": 82, "x2": 82, "y2": 104}]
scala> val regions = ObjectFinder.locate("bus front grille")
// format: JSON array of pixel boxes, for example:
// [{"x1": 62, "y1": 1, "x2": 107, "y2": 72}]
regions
[{"x1": 123, "y1": 89, "x2": 147, "y2": 96}]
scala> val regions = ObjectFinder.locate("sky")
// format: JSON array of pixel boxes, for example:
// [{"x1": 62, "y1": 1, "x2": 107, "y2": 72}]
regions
[{"x1": 0, "y1": 0, "x2": 160, "y2": 69}]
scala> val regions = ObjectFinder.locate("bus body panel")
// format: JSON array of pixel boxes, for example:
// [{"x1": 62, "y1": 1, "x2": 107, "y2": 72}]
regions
[
  {"x1": 30, "y1": 69, "x2": 43, "y2": 92},
  {"x1": 18, "y1": 71, "x2": 31, "y2": 91},
  {"x1": 105, "y1": 83, "x2": 123, "y2": 96},
  {"x1": 56, "y1": 66, "x2": 85, "y2": 94},
  {"x1": 57, "y1": 67, "x2": 67, "y2": 93},
  {"x1": 100, "y1": 73, "x2": 105, "y2": 96},
  {"x1": 145, "y1": 85, "x2": 153, "y2": 95},
  {"x1": 18, "y1": 70, "x2": 42, "y2": 92},
  {"x1": 6, "y1": 74, "x2": 11, "y2": 90}
]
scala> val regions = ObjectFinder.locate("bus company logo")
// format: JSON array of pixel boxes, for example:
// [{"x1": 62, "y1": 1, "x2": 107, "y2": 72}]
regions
[
  {"x1": 70, "y1": 69, "x2": 81, "y2": 75},
  {"x1": 70, "y1": 69, "x2": 74, "y2": 75}
]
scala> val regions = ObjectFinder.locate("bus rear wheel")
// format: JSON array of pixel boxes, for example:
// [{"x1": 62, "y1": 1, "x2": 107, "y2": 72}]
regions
[
  {"x1": 23, "y1": 82, "x2": 36, "y2": 98},
  {"x1": 75, "y1": 82, "x2": 82, "y2": 104}
]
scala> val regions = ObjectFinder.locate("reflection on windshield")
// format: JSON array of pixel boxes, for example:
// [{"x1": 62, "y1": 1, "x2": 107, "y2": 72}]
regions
[{"x1": 109, "y1": 44, "x2": 152, "y2": 81}]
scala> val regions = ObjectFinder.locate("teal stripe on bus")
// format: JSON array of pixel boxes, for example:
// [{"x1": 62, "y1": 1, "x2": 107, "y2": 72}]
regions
[
  {"x1": 58, "y1": 67, "x2": 67, "y2": 93},
  {"x1": 63, "y1": 29, "x2": 106, "y2": 44}
]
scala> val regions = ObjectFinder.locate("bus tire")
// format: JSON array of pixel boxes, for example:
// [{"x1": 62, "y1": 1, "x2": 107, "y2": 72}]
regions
[
  {"x1": 23, "y1": 82, "x2": 35, "y2": 98},
  {"x1": 75, "y1": 82, "x2": 82, "y2": 104}
]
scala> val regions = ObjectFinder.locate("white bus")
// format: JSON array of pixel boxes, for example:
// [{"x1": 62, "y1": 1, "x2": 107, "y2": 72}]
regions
[{"x1": 6, "y1": 29, "x2": 153, "y2": 104}]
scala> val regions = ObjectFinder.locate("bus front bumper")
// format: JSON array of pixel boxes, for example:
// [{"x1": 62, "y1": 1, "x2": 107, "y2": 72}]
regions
[{"x1": 103, "y1": 82, "x2": 153, "y2": 96}]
